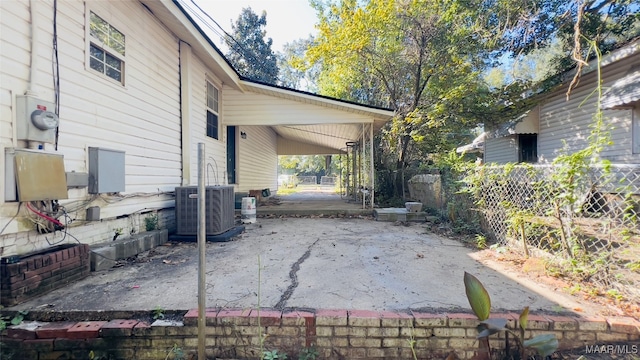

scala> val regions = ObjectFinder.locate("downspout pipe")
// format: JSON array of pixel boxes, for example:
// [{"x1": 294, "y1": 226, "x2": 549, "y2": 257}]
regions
[
  {"x1": 26, "y1": 0, "x2": 40, "y2": 97},
  {"x1": 179, "y1": 41, "x2": 192, "y2": 185}
]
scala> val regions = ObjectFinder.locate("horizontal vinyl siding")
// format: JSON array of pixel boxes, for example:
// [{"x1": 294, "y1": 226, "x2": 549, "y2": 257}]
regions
[
  {"x1": 538, "y1": 53, "x2": 638, "y2": 163},
  {"x1": 188, "y1": 58, "x2": 227, "y2": 186},
  {"x1": 1, "y1": 0, "x2": 181, "y2": 222},
  {"x1": 223, "y1": 88, "x2": 373, "y2": 126},
  {"x1": 484, "y1": 136, "x2": 517, "y2": 164},
  {"x1": 237, "y1": 126, "x2": 278, "y2": 192}
]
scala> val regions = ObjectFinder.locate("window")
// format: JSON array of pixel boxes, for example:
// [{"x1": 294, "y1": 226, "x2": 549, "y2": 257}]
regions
[
  {"x1": 206, "y1": 81, "x2": 219, "y2": 139},
  {"x1": 88, "y1": 11, "x2": 125, "y2": 83},
  {"x1": 518, "y1": 134, "x2": 538, "y2": 163}
]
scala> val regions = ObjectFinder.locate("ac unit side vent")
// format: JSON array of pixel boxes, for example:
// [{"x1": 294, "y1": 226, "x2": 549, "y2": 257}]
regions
[{"x1": 175, "y1": 186, "x2": 235, "y2": 235}]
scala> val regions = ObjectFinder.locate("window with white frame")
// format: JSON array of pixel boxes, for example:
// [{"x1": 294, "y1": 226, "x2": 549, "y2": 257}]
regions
[
  {"x1": 206, "y1": 81, "x2": 219, "y2": 139},
  {"x1": 88, "y1": 11, "x2": 125, "y2": 84}
]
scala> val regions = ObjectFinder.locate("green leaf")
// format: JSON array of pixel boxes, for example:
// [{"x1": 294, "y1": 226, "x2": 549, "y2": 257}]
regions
[
  {"x1": 519, "y1": 306, "x2": 529, "y2": 331},
  {"x1": 523, "y1": 334, "x2": 559, "y2": 357},
  {"x1": 463, "y1": 271, "x2": 491, "y2": 321}
]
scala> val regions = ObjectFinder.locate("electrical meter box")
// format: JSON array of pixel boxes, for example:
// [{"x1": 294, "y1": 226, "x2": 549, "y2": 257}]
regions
[
  {"x1": 88, "y1": 147, "x2": 125, "y2": 193},
  {"x1": 16, "y1": 95, "x2": 59, "y2": 143}
]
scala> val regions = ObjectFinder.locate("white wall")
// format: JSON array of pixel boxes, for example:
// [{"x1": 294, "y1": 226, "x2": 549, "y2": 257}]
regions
[
  {"x1": 237, "y1": 126, "x2": 278, "y2": 193},
  {"x1": 538, "y1": 53, "x2": 639, "y2": 163},
  {"x1": 484, "y1": 136, "x2": 517, "y2": 164},
  {"x1": 187, "y1": 57, "x2": 228, "y2": 187},
  {"x1": 1, "y1": 0, "x2": 182, "y2": 256}
]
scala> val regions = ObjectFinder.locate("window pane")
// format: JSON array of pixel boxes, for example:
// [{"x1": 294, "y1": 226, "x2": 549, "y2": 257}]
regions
[
  {"x1": 105, "y1": 53, "x2": 121, "y2": 70},
  {"x1": 89, "y1": 57, "x2": 104, "y2": 73},
  {"x1": 110, "y1": 39, "x2": 125, "y2": 56},
  {"x1": 213, "y1": 87, "x2": 219, "y2": 112},
  {"x1": 90, "y1": 44, "x2": 104, "y2": 60},
  {"x1": 105, "y1": 66, "x2": 121, "y2": 82},
  {"x1": 207, "y1": 111, "x2": 218, "y2": 139},
  {"x1": 109, "y1": 30, "x2": 125, "y2": 56}
]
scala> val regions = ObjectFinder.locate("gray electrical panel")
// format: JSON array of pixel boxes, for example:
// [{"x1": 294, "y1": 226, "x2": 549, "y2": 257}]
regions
[{"x1": 88, "y1": 147, "x2": 125, "y2": 194}]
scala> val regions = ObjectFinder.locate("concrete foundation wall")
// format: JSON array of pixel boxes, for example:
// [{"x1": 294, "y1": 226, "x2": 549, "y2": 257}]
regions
[
  {"x1": 2, "y1": 309, "x2": 638, "y2": 359},
  {"x1": 0, "y1": 209, "x2": 175, "y2": 258},
  {"x1": 408, "y1": 174, "x2": 445, "y2": 211}
]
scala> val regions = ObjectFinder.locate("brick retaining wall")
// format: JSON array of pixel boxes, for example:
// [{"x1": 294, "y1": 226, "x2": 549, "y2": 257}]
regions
[
  {"x1": 1, "y1": 309, "x2": 638, "y2": 359},
  {"x1": 0, "y1": 244, "x2": 90, "y2": 306}
]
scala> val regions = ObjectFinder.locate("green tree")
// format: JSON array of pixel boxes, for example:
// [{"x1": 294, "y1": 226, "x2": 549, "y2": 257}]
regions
[
  {"x1": 307, "y1": 0, "x2": 514, "y2": 196},
  {"x1": 225, "y1": 7, "x2": 279, "y2": 84},
  {"x1": 277, "y1": 36, "x2": 320, "y2": 92}
]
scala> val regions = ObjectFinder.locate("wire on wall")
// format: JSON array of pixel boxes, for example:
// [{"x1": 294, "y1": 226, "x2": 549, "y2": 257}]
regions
[{"x1": 52, "y1": 0, "x2": 60, "y2": 150}]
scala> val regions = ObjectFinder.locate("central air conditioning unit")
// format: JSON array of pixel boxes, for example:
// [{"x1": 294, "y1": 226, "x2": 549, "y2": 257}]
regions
[{"x1": 175, "y1": 186, "x2": 235, "y2": 236}]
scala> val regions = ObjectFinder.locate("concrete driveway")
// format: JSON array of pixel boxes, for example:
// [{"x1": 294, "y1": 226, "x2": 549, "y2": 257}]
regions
[{"x1": 7, "y1": 217, "x2": 599, "y2": 315}]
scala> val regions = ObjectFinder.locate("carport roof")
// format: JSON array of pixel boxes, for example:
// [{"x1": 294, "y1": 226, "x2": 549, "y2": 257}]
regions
[
  {"x1": 149, "y1": 0, "x2": 394, "y2": 153},
  {"x1": 239, "y1": 79, "x2": 394, "y2": 154}
]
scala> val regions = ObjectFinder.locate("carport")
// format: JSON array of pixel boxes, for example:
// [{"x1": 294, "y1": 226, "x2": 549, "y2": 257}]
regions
[{"x1": 222, "y1": 79, "x2": 394, "y2": 208}]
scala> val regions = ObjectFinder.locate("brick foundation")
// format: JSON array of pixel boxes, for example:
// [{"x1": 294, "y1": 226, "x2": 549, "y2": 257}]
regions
[
  {"x1": 1, "y1": 309, "x2": 638, "y2": 359},
  {"x1": 0, "y1": 244, "x2": 90, "y2": 306}
]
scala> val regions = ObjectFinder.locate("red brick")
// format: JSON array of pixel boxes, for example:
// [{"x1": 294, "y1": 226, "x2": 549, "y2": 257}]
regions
[
  {"x1": 316, "y1": 309, "x2": 348, "y2": 326},
  {"x1": 448, "y1": 313, "x2": 479, "y2": 327},
  {"x1": 248, "y1": 309, "x2": 282, "y2": 326},
  {"x1": 412, "y1": 311, "x2": 447, "y2": 327},
  {"x1": 524, "y1": 314, "x2": 550, "y2": 330},
  {"x1": 607, "y1": 317, "x2": 640, "y2": 334},
  {"x1": 100, "y1": 319, "x2": 139, "y2": 337},
  {"x1": 281, "y1": 310, "x2": 314, "y2": 325},
  {"x1": 36, "y1": 322, "x2": 76, "y2": 339},
  {"x1": 379, "y1": 311, "x2": 413, "y2": 326},
  {"x1": 216, "y1": 308, "x2": 251, "y2": 325},
  {"x1": 58, "y1": 258, "x2": 81, "y2": 271},
  {"x1": 4, "y1": 263, "x2": 23, "y2": 277},
  {"x1": 66, "y1": 321, "x2": 107, "y2": 339},
  {"x1": 6, "y1": 326, "x2": 38, "y2": 340},
  {"x1": 545, "y1": 315, "x2": 578, "y2": 331},
  {"x1": 348, "y1": 310, "x2": 381, "y2": 327},
  {"x1": 8, "y1": 273, "x2": 25, "y2": 284}
]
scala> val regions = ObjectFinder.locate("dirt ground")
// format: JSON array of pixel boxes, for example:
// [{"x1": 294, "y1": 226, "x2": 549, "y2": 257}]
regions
[{"x1": 6, "y1": 216, "x2": 622, "y2": 319}]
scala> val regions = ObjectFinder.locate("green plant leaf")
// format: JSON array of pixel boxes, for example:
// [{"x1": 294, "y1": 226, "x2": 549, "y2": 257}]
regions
[
  {"x1": 464, "y1": 271, "x2": 491, "y2": 321},
  {"x1": 523, "y1": 333, "x2": 559, "y2": 357},
  {"x1": 519, "y1": 306, "x2": 529, "y2": 331}
]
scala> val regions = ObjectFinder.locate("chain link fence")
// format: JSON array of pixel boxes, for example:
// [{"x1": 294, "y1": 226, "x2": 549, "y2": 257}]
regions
[{"x1": 468, "y1": 164, "x2": 640, "y2": 303}]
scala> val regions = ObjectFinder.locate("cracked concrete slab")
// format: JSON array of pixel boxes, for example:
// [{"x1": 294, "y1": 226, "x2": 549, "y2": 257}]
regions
[{"x1": 6, "y1": 218, "x2": 604, "y2": 316}]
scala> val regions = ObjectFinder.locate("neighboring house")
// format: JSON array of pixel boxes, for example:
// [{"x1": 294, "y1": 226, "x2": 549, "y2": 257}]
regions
[
  {"x1": 483, "y1": 38, "x2": 640, "y2": 164},
  {"x1": 0, "y1": 0, "x2": 393, "y2": 258}
]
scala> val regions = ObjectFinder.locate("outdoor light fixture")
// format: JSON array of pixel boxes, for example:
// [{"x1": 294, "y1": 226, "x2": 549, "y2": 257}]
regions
[{"x1": 240, "y1": 131, "x2": 247, "y2": 139}]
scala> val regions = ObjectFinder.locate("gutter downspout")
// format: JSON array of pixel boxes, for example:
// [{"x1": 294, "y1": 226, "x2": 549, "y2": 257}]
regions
[
  {"x1": 26, "y1": 0, "x2": 40, "y2": 97},
  {"x1": 179, "y1": 41, "x2": 192, "y2": 185}
]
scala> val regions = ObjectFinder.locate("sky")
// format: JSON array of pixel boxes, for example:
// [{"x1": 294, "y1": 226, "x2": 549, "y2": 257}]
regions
[{"x1": 188, "y1": 0, "x2": 319, "y2": 53}]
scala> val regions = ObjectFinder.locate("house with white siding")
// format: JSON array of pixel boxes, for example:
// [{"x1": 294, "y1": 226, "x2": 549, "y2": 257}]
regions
[
  {"x1": 483, "y1": 39, "x2": 640, "y2": 164},
  {"x1": 0, "y1": 0, "x2": 393, "y2": 258}
]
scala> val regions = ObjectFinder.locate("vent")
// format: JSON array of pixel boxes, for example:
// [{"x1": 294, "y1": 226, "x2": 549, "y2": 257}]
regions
[{"x1": 175, "y1": 186, "x2": 235, "y2": 235}]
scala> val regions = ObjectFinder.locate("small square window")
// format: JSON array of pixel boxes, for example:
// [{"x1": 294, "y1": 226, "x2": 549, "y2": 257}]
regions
[{"x1": 88, "y1": 11, "x2": 125, "y2": 84}]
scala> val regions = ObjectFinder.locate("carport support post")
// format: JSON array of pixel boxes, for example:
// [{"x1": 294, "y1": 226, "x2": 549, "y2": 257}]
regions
[
  {"x1": 370, "y1": 123, "x2": 374, "y2": 208},
  {"x1": 197, "y1": 142, "x2": 206, "y2": 359}
]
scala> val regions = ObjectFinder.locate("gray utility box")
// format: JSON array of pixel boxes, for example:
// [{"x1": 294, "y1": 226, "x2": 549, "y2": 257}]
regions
[
  {"x1": 16, "y1": 95, "x2": 59, "y2": 143},
  {"x1": 88, "y1": 147, "x2": 125, "y2": 194}
]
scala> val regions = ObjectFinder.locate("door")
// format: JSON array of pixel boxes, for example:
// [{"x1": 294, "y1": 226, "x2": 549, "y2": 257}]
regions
[{"x1": 227, "y1": 126, "x2": 237, "y2": 184}]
